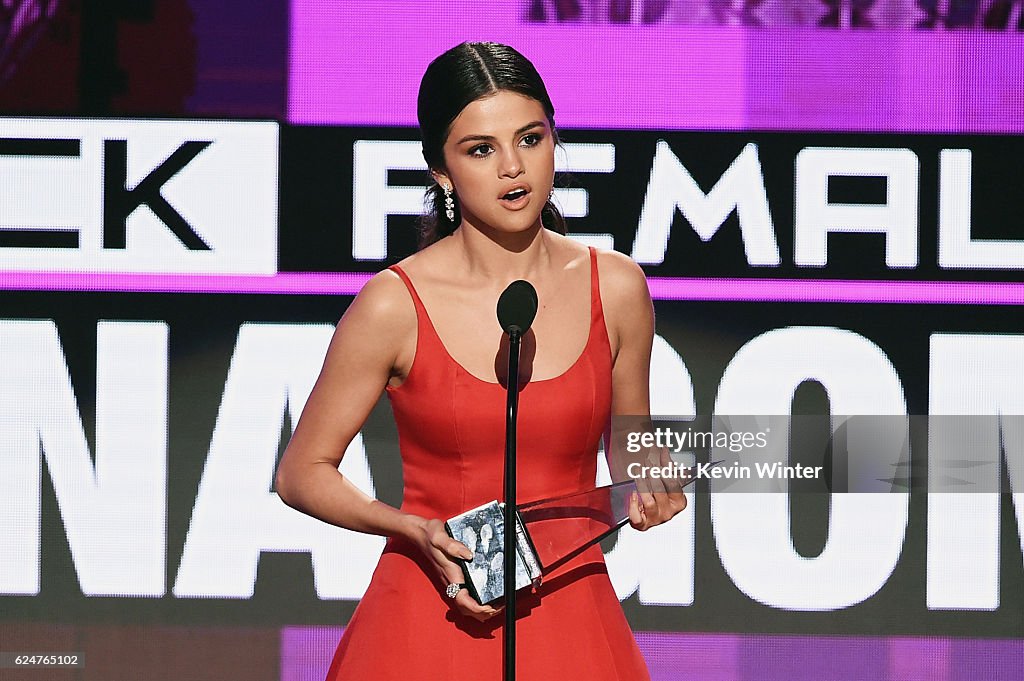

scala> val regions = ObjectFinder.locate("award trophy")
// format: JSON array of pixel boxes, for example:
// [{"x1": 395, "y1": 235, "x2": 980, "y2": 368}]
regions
[{"x1": 444, "y1": 480, "x2": 638, "y2": 605}]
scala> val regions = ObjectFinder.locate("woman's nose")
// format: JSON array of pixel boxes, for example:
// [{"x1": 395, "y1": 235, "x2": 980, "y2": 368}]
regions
[{"x1": 498, "y1": 147, "x2": 523, "y2": 177}]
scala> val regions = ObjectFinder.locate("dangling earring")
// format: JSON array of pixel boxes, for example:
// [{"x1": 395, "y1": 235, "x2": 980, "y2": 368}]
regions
[{"x1": 442, "y1": 184, "x2": 455, "y2": 222}]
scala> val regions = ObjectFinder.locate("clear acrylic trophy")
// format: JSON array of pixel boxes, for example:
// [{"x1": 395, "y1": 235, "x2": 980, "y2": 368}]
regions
[{"x1": 444, "y1": 481, "x2": 638, "y2": 605}]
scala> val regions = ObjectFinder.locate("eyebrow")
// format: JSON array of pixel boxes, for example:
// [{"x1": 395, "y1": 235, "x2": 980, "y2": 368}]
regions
[{"x1": 455, "y1": 121, "x2": 546, "y2": 145}]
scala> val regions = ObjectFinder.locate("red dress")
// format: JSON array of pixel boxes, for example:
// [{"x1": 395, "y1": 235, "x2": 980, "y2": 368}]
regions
[{"x1": 324, "y1": 246, "x2": 651, "y2": 680}]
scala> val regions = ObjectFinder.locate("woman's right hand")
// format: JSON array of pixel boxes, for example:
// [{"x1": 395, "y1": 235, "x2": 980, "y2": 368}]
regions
[{"x1": 405, "y1": 515, "x2": 503, "y2": 622}]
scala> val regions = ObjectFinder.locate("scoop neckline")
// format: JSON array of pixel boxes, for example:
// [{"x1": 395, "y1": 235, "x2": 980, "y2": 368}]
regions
[
  {"x1": 432, "y1": 308, "x2": 593, "y2": 387},
  {"x1": 392, "y1": 251, "x2": 595, "y2": 388}
]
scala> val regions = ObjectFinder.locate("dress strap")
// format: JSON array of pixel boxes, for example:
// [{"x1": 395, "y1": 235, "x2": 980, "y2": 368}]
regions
[
  {"x1": 586, "y1": 246, "x2": 613, "y2": 365},
  {"x1": 387, "y1": 264, "x2": 452, "y2": 390},
  {"x1": 587, "y1": 246, "x2": 604, "y2": 327},
  {"x1": 388, "y1": 264, "x2": 437, "y2": 345},
  {"x1": 388, "y1": 264, "x2": 423, "y2": 309}
]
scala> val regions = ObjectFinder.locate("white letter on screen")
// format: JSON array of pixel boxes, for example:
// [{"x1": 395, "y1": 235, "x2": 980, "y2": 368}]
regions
[
  {"x1": 938, "y1": 149, "x2": 1024, "y2": 270},
  {"x1": 927, "y1": 334, "x2": 1024, "y2": 609},
  {"x1": 632, "y1": 141, "x2": 779, "y2": 267},
  {"x1": 554, "y1": 142, "x2": 616, "y2": 248},
  {"x1": 0, "y1": 320, "x2": 167, "y2": 596},
  {"x1": 174, "y1": 323, "x2": 383, "y2": 600},
  {"x1": 794, "y1": 147, "x2": 918, "y2": 268},
  {"x1": 352, "y1": 140, "x2": 426, "y2": 261},
  {"x1": 712, "y1": 327, "x2": 908, "y2": 610}
]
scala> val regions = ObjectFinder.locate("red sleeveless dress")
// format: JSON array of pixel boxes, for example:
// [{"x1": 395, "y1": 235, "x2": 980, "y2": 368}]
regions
[{"x1": 324, "y1": 246, "x2": 651, "y2": 680}]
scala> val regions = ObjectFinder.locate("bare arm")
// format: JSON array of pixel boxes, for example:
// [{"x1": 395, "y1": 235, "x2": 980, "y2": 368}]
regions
[
  {"x1": 599, "y1": 250, "x2": 687, "y2": 530},
  {"x1": 274, "y1": 270, "x2": 419, "y2": 536},
  {"x1": 274, "y1": 269, "x2": 499, "y2": 620}
]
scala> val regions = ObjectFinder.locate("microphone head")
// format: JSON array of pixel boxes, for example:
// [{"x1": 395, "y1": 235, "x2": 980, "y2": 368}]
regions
[{"x1": 497, "y1": 280, "x2": 538, "y2": 335}]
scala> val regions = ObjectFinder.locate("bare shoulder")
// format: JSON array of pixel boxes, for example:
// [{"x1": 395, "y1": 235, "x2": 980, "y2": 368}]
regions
[
  {"x1": 595, "y1": 248, "x2": 650, "y2": 305},
  {"x1": 348, "y1": 268, "x2": 414, "y2": 321},
  {"x1": 594, "y1": 249, "x2": 653, "y2": 359},
  {"x1": 317, "y1": 266, "x2": 418, "y2": 385},
  {"x1": 337, "y1": 268, "x2": 416, "y2": 352}
]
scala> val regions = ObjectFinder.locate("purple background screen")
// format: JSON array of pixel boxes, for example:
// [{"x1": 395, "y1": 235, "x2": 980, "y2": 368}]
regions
[
  {"x1": 281, "y1": 627, "x2": 1024, "y2": 681},
  {"x1": 289, "y1": 0, "x2": 1024, "y2": 132}
]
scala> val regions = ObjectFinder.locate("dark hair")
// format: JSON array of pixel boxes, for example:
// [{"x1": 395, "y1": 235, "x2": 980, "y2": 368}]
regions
[{"x1": 416, "y1": 41, "x2": 566, "y2": 249}]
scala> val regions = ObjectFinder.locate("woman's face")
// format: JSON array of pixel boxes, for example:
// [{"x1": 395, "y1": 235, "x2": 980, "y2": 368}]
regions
[{"x1": 434, "y1": 90, "x2": 555, "y2": 237}]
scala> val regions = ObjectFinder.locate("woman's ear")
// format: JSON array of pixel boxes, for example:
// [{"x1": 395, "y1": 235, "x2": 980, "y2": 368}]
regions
[{"x1": 431, "y1": 169, "x2": 451, "y2": 190}]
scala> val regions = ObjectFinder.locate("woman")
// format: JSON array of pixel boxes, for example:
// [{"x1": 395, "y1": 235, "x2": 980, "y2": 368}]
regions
[{"x1": 275, "y1": 41, "x2": 687, "y2": 680}]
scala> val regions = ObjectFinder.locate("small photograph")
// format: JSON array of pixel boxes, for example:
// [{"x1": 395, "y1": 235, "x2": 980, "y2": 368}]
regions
[
  {"x1": 445, "y1": 501, "x2": 534, "y2": 604},
  {"x1": 523, "y1": 0, "x2": 1024, "y2": 29}
]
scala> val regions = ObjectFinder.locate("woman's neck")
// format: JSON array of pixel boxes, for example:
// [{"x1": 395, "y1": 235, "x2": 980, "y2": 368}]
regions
[{"x1": 448, "y1": 222, "x2": 555, "y2": 283}]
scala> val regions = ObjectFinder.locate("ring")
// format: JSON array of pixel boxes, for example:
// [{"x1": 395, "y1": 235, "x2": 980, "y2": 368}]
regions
[{"x1": 445, "y1": 583, "x2": 466, "y2": 599}]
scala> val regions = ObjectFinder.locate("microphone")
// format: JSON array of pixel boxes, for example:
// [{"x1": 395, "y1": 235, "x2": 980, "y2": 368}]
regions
[
  {"x1": 496, "y1": 280, "x2": 538, "y2": 336},
  {"x1": 496, "y1": 279, "x2": 537, "y2": 680}
]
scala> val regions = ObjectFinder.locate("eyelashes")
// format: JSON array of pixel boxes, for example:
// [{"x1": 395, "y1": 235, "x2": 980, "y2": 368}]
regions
[{"x1": 467, "y1": 132, "x2": 544, "y2": 158}]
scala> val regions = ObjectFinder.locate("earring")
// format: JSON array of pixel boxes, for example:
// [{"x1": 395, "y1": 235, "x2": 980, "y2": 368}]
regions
[{"x1": 442, "y1": 184, "x2": 455, "y2": 222}]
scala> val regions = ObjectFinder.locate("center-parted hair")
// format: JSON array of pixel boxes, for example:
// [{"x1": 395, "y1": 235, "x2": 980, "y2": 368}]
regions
[{"x1": 416, "y1": 41, "x2": 566, "y2": 249}]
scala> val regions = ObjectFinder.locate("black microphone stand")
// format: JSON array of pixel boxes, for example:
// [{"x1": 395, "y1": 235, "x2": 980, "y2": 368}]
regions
[{"x1": 503, "y1": 325, "x2": 521, "y2": 681}]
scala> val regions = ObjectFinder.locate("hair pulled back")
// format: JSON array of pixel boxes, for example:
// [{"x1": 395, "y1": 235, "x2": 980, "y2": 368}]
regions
[{"x1": 416, "y1": 41, "x2": 566, "y2": 249}]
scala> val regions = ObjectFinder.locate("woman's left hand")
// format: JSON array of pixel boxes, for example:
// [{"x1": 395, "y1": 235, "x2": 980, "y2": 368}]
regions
[{"x1": 626, "y1": 447, "x2": 689, "y2": 531}]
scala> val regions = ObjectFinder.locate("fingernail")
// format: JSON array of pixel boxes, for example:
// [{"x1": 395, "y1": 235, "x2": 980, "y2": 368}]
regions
[{"x1": 460, "y1": 549, "x2": 473, "y2": 560}]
